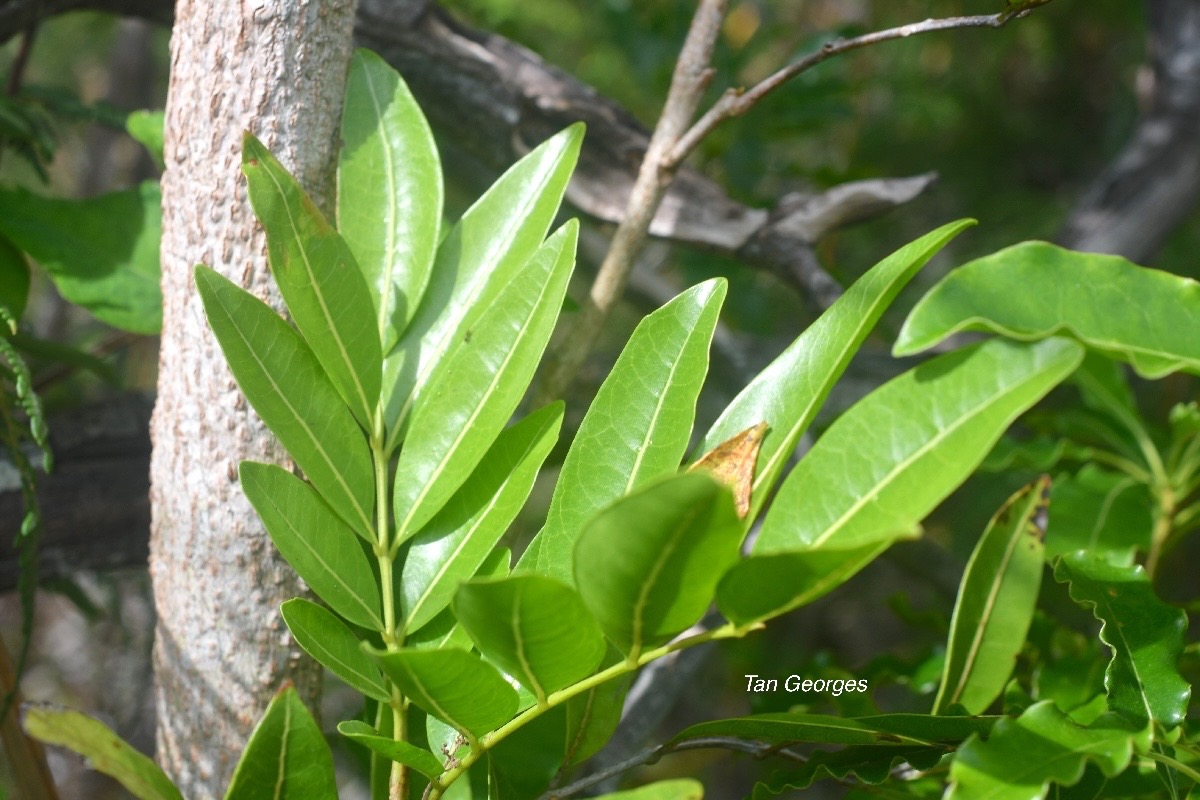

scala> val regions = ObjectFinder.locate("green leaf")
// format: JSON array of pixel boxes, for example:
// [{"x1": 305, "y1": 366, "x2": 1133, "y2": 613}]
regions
[
  {"x1": 368, "y1": 648, "x2": 518, "y2": 741},
  {"x1": 125, "y1": 109, "x2": 164, "y2": 168},
  {"x1": 21, "y1": 705, "x2": 183, "y2": 800},
  {"x1": 195, "y1": 267, "x2": 374, "y2": 536},
  {"x1": 409, "y1": 547, "x2": 511, "y2": 652},
  {"x1": 487, "y1": 705, "x2": 568, "y2": 800},
  {"x1": 0, "y1": 236, "x2": 29, "y2": 319},
  {"x1": 339, "y1": 49, "x2": 442, "y2": 352},
  {"x1": 934, "y1": 478, "x2": 1048, "y2": 714},
  {"x1": 1045, "y1": 467, "x2": 1151, "y2": 567},
  {"x1": 336, "y1": 720, "x2": 445, "y2": 779},
  {"x1": 454, "y1": 575, "x2": 605, "y2": 705},
  {"x1": 671, "y1": 712, "x2": 995, "y2": 747},
  {"x1": 225, "y1": 685, "x2": 337, "y2": 800},
  {"x1": 382, "y1": 123, "x2": 583, "y2": 450},
  {"x1": 241, "y1": 463, "x2": 382, "y2": 630},
  {"x1": 280, "y1": 598, "x2": 388, "y2": 702},
  {"x1": 574, "y1": 472, "x2": 742, "y2": 659},
  {"x1": 0, "y1": 183, "x2": 161, "y2": 333},
  {"x1": 392, "y1": 221, "x2": 576, "y2": 540},
  {"x1": 946, "y1": 701, "x2": 1151, "y2": 800},
  {"x1": 594, "y1": 780, "x2": 704, "y2": 800},
  {"x1": 758, "y1": 337, "x2": 1084, "y2": 553},
  {"x1": 402, "y1": 403, "x2": 562, "y2": 634},
  {"x1": 242, "y1": 132, "x2": 381, "y2": 428},
  {"x1": 752, "y1": 746, "x2": 948, "y2": 797},
  {"x1": 563, "y1": 669, "x2": 632, "y2": 766},
  {"x1": 895, "y1": 242, "x2": 1200, "y2": 378},
  {"x1": 518, "y1": 278, "x2": 727, "y2": 585},
  {"x1": 696, "y1": 219, "x2": 975, "y2": 523},
  {"x1": 1054, "y1": 554, "x2": 1191, "y2": 727}
]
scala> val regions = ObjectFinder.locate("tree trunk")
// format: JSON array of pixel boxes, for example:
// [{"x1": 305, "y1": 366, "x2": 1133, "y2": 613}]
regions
[{"x1": 149, "y1": 2, "x2": 357, "y2": 796}]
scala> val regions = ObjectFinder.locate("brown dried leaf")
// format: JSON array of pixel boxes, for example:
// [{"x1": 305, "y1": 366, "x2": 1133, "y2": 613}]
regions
[{"x1": 688, "y1": 422, "x2": 768, "y2": 518}]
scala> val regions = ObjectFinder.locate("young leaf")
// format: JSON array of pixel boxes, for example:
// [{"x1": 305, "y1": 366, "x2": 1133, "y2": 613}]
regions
[
  {"x1": 224, "y1": 685, "x2": 337, "y2": 800},
  {"x1": 519, "y1": 278, "x2": 727, "y2": 584},
  {"x1": 280, "y1": 598, "x2": 388, "y2": 702},
  {"x1": 392, "y1": 221, "x2": 576, "y2": 541},
  {"x1": 336, "y1": 720, "x2": 445, "y2": 779},
  {"x1": 946, "y1": 701, "x2": 1151, "y2": 800},
  {"x1": 241, "y1": 463, "x2": 383, "y2": 631},
  {"x1": 933, "y1": 477, "x2": 1049, "y2": 714},
  {"x1": 895, "y1": 242, "x2": 1200, "y2": 378},
  {"x1": 402, "y1": 403, "x2": 562, "y2": 634},
  {"x1": 454, "y1": 575, "x2": 606, "y2": 705},
  {"x1": 195, "y1": 267, "x2": 374, "y2": 536},
  {"x1": 1054, "y1": 554, "x2": 1192, "y2": 727},
  {"x1": 368, "y1": 648, "x2": 518, "y2": 741},
  {"x1": 574, "y1": 472, "x2": 742, "y2": 659},
  {"x1": 339, "y1": 49, "x2": 443, "y2": 351},
  {"x1": 695, "y1": 219, "x2": 976, "y2": 523},
  {"x1": 594, "y1": 780, "x2": 704, "y2": 800},
  {"x1": 671, "y1": 712, "x2": 995, "y2": 748},
  {"x1": 21, "y1": 705, "x2": 183, "y2": 800},
  {"x1": 242, "y1": 133, "x2": 382, "y2": 428},
  {"x1": 382, "y1": 123, "x2": 583, "y2": 449}
]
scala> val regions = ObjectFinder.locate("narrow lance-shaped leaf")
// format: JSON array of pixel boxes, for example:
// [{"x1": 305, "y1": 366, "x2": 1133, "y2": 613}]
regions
[
  {"x1": 195, "y1": 267, "x2": 374, "y2": 536},
  {"x1": 518, "y1": 278, "x2": 727, "y2": 585},
  {"x1": 408, "y1": 547, "x2": 510, "y2": 652},
  {"x1": 696, "y1": 219, "x2": 976, "y2": 524},
  {"x1": 280, "y1": 598, "x2": 389, "y2": 702},
  {"x1": 672, "y1": 712, "x2": 996, "y2": 747},
  {"x1": 242, "y1": 132, "x2": 381, "y2": 428},
  {"x1": 336, "y1": 720, "x2": 445, "y2": 780},
  {"x1": 933, "y1": 477, "x2": 1049, "y2": 714},
  {"x1": 224, "y1": 685, "x2": 337, "y2": 800},
  {"x1": 1054, "y1": 554, "x2": 1191, "y2": 727},
  {"x1": 896, "y1": 241, "x2": 1200, "y2": 378},
  {"x1": 393, "y1": 221, "x2": 576, "y2": 541},
  {"x1": 339, "y1": 49, "x2": 442, "y2": 351}
]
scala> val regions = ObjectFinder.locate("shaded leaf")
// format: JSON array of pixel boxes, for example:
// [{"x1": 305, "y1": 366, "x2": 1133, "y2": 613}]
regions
[
  {"x1": 1045, "y1": 467, "x2": 1151, "y2": 567},
  {"x1": 0, "y1": 236, "x2": 29, "y2": 319},
  {"x1": 752, "y1": 746, "x2": 947, "y2": 798},
  {"x1": 336, "y1": 720, "x2": 445, "y2": 779},
  {"x1": 280, "y1": 598, "x2": 388, "y2": 702},
  {"x1": 487, "y1": 705, "x2": 567, "y2": 800},
  {"x1": 224, "y1": 686, "x2": 337, "y2": 800},
  {"x1": 688, "y1": 422, "x2": 767, "y2": 518},
  {"x1": 563, "y1": 668, "x2": 632, "y2": 766},
  {"x1": 671, "y1": 712, "x2": 995, "y2": 747}
]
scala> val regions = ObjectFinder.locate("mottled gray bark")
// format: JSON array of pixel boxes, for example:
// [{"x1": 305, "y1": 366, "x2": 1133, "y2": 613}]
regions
[{"x1": 149, "y1": 2, "x2": 356, "y2": 796}]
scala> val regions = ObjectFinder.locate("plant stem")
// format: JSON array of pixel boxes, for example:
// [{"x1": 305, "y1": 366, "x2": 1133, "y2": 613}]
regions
[{"x1": 1145, "y1": 748, "x2": 1200, "y2": 785}]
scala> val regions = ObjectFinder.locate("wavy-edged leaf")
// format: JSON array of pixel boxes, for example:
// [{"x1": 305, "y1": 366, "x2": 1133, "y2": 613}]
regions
[
  {"x1": 21, "y1": 705, "x2": 183, "y2": 800},
  {"x1": 402, "y1": 403, "x2": 562, "y2": 634},
  {"x1": 241, "y1": 463, "x2": 381, "y2": 630},
  {"x1": 574, "y1": 473, "x2": 741, "y2": 659},
  {"x1": 242, "y1": 133, "x2": 381, "y2": 427},
  {"x1": 455, "y1": 575, "x2": 605, "y2": 705},
  {"x1": 696, "y1": 219, "x2": 976, "y2": 523},
  {"x1": 368, "y1": 648, "x2": 518, "y2": 741},
  {"x1": 1045, "y1": 467, "x2": 1151, "y2": 567},
  {"x1": 339, "y1": 49, "x2": 442, "y2": 351},
  {"x1": 383, "y1": 124, "x2": 583, "y2": 450},
  {"x1": 196, "y1": 267, "x2": 374, "y2": 536},
  {"x1": 280, "y1": 598, "x2": 387, "y2": 702},
  {"x1": 757, "y1": 337, "x2": 1084, "y2": 554},
  {"x1": 595, "y1": 780, "x2": 704, "y2": 800},
  {"x1": 946, "y1": 701, "x2": 1151, "y2": 800},
  {"x1": 518, "y1": 278, "x2": 727, "y2": 584},
  {"x1": 224, "y1": 685, "x2": 337, "y2": 800},
  {"x1": 934, "y1": 478, "x2": 1048, "y2": 714},
  {"x1": 671, "y1": 712, "x2": 995, "y2": 748},
  {"x1": 1054, "y1": 554, "x2": 1191, "y2": 727},
  {"x1": 393, "y1": 221, "x2": 576, "y2": 541},
  {"x1": 0, "y1": 182, "x2": 161, "y2": 333},
  {"x1": 336, "y1": 720, "x2": 445, "y2": 779},
  {"x1": 896, "y1": 242, "x2": 1200, "y2": 378},
  {"x1": 751, "y1": 745, "x2": 945, "y2": 798}
]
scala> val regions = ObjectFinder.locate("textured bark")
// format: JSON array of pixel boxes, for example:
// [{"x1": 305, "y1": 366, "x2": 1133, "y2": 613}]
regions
[{"x1": 149, "y1": 2, "x2": 356, "y2": 796}]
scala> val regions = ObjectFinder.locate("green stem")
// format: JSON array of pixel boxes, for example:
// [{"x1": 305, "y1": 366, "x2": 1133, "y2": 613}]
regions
[
  {"x1": 1145, "y1": 748, "x2": 1200, "y2": 785},
  {"x1": 426, "y1": 622, "x2": 762, "y2": 799},
  {"x1": 1146, "y1": 483, "x2": 1176, "y2": 580}
]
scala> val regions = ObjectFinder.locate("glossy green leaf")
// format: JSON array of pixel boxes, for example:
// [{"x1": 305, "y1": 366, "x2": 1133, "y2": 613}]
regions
[
  {"x1": 21, "y1": 705, "x2": 183, "y2": 800},
  {"x1": 0, "y1": 182, "x2": 161, "y2": 333},
  {"x1": 336, "y1": 720, "x2": 445, "y2": 779},
  {"x1": 125, "y1": 109, "x2": 164, "y2": 168},
  {"x1": 408, "y1": 547, "x2": 511, "y2": 652},
  {"x1": 1045, "y1": 467, "x2": 1151, "y2": 567},
  {"x1": 382, "y1": 124, "x2": 583, "y2": 450},
  {"x1": 595, "y1": 780, "x2": 704, "y2": 800},
  {"x1": 1054, "y1": 554, "x2": 1191, "y2": 727},
  {"x1": 757, "y1": 337, "x2": 1084, "y2": 554},
  {"x1": 518, "y1": 278, "x2": 727, "y2": 585},
  {"x1": 934, "y1": 478, "x2": 1048, "y2": 714},
  {"x1": 241, "y1": 463, "x2": 382, "y2": 630},
  {"x1": 0, "y1": 236, "x2": 29, "y2": 319},
  {"x1": 402, "y1": 403, "x2": 562, "y2": 634},
  {"x1": 243, "y1": 132, "x2": 381, "y2": 427},
  {"x1": 946, "y1": 701, "x2": 1151, "y2": 800},
  {"x1": 368, "y1": 648, "x2": 518, "y2": 740},
  {"x1": 195, "y1": 267, "x2": 374, "y2": 536},
  {"x1": 455, "y1": 575, "x2": 605, "y2": 705},
  {"x1": 696, "y1": 219, "x2": 975, "y2": 523},
  {"x1": 896, "y1": 242, "x2": 1200, "y2": 378},
  {"x1": 672, "y1": 712, "x2": 994, "y2": 747},
  {"x1": 393, "y1": 221, "x2": 576, "y2": 540},
  {"x1": 280, "y1": 598, "x2": 388, "y2": 702},
  {"x1": 339, "y1": 50, "x2": 442, "y2": 351},
  {"x1": 574, "y1": 473, "x2": 742, "y2": 658},
  {"x1": 224, "y1": 685, "x2": 337, "y2": 800}
]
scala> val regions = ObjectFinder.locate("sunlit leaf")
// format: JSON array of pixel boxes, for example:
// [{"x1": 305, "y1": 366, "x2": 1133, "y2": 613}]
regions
[
  {"x1": 224, "y1": 686, "x2": 336, "y2": 799},
  {"x1": 336, "y1": 720, "x2": 445, "y2": 779},
  {"x1": 593, "y1": 780, "x2": 704, "y2": 800},
  {"x1": 280, "y1": 598, "x2": 388, "y2": 702}
]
